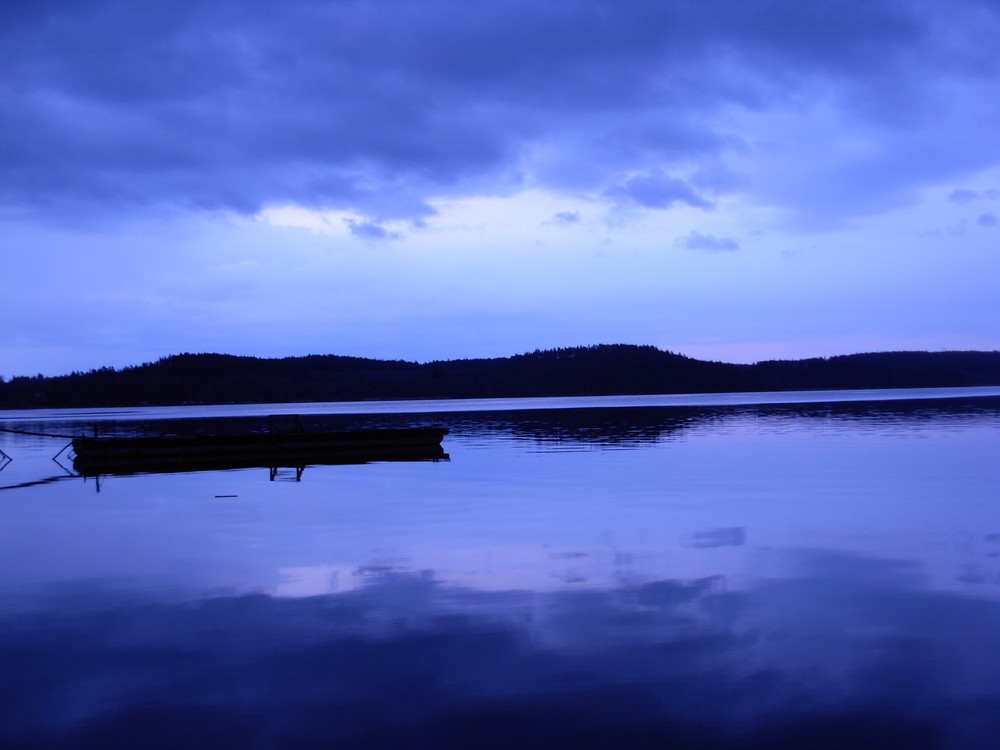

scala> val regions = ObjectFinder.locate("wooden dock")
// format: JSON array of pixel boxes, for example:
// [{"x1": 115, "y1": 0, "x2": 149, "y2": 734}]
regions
[{"x1": 71, "y1": 426, "x2": 449, "y2": 476}]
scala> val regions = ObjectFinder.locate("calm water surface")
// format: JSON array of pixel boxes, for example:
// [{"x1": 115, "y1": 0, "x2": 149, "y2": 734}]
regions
[{"x1": 1, "y1": 388, "x2": 999, "y2": 748}]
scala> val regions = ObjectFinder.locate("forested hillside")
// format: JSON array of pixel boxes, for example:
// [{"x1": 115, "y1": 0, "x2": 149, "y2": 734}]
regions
[{"x1": 1, "y1": 345, "x2": 999, "y2": 409}]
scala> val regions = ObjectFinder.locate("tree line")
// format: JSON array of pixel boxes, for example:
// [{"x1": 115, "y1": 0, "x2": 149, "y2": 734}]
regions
[{"x1": 1, "y1": 345, "x2": 999, "y2": 409}]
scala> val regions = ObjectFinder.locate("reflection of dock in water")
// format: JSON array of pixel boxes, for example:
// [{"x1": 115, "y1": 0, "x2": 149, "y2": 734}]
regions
[{"x1": 71, "y1": 423, "x2": 449, "y2": 480}]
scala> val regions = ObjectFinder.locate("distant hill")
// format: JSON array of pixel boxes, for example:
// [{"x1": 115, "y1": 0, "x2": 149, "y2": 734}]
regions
[{"x1": 1, "y1": 345, "x2": 999, "y2": 409}]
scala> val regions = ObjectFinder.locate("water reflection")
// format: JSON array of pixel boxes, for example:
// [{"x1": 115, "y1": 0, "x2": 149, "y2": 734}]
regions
[
  {"x1": 687, "y1": 526, "x2": 747, "y2": 548},
  {"x1": 1, "y1": 553, "x2": 998, "y2": 748},
  {"x1": 0, "y1": 392, "x2": 998, "y2": 747},
  {"x1": 0, "y1": 394, "x2": 997, "y2": 476}
]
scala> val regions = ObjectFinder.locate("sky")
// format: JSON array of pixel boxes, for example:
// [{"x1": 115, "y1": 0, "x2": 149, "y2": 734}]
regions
[{"x1": 1, "y1": 0, "x2": 999, "y2": 378}]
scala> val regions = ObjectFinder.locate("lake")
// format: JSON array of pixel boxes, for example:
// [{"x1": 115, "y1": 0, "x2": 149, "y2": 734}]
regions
[{"x1": 1, "y1": 387, "x2": 999, "y2": 748}]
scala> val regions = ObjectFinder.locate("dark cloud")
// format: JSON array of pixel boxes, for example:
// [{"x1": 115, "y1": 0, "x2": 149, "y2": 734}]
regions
[
  {"x1": 545, "y1": 211, "x2": 581, "y2": 226},
  {"x1": 948, "y1": 188, "x2": 1000, "y2": 206},
  {"x1": 605, "y1": 171, "x2": 713, "y2": 210},
  {"x1": 1, "y1": 0, "x2": 999, "y2": 222},
  {"x1": 951, "y1": 188, "x2": 1000, "y2": 205},
  {"x1": 691, "y1": 163, "x2": 748, "y2": 195},
  {"x1": 345, "y1": 218, "x2": 399, "y2": 240},
  {"x1": 978, "y1": 212, "x2": 998, "y2": 227},
  {"x1": 948, "y1": 188, "x2": 980, "y2": 204},
  {"x1": 676, "y1": 231, "x2": 740, "y2": 252}
]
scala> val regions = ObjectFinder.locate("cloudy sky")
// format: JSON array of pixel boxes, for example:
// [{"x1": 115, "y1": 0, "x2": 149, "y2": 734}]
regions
[{"x1": 2, "y1": 0, "x2": 999, "y2": 377}]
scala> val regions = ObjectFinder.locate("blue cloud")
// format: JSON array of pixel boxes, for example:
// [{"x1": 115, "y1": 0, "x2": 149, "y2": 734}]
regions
[
  {"x1": 948, "y1": 189, "x2": 980, "y2": 204},
  {"x1": 675, "y1": 231, "x2": 739, "y2": 252},
  {"x1": 0, "y1": 0, "x2": 998, "y2": 226},
  {"x1": 605, "y1": 171, "x2": 712, "y2": 210},
  {"x1": 345, "y1": 219, "x2": 400, "y2": 240},
  {"x1": 544, "y1": 211, "x2": 582, "y2": 226}
]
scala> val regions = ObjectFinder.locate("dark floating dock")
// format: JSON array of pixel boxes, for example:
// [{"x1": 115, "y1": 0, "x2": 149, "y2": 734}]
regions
[{"x1": 71, "y1": 424, "x2": 449, "y2": 477}]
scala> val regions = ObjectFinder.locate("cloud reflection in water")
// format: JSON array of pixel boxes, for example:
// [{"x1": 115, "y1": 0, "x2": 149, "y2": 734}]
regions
[
  {"x1": 2, "y1": 550, "x2": 999, "y2": 749},
  {"x1": 2, "y1": 395, "x2": 999, "y2": 747}
]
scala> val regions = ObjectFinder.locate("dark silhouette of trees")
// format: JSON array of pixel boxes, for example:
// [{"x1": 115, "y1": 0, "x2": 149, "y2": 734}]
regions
[{"x1": 0, "y1": 345, "x2": 998, "y2": 409}]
